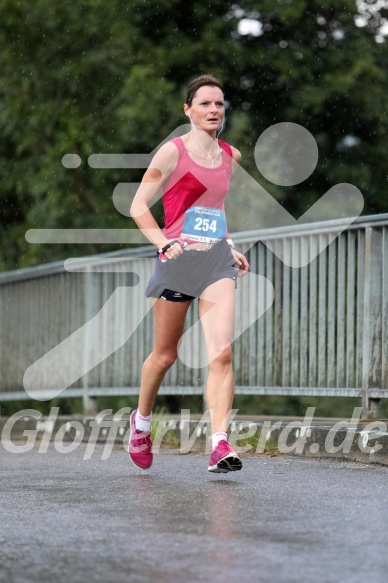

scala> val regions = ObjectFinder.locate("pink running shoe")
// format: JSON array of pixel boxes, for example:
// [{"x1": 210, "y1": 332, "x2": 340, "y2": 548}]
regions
[
  {"x1": 128, "y1": 410, "x2": 153, "y2": 470},
  {"x1": 208, "y1": 440, "x2": 242, "y2": 473}
]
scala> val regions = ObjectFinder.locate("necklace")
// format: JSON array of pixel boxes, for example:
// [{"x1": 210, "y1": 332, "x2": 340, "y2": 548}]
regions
[{"x1": 191, "y1": 124, "x2": 221, "y2": 168}]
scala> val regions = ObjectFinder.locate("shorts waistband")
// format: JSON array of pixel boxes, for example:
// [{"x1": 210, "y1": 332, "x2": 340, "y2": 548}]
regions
[{"x1": 183, "y1": 240, "x2": 223, "y2": 252}]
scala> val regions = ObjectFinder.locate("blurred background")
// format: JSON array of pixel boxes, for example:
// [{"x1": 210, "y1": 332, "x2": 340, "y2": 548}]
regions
[{"x1": 1, "y1": 0, "x2": 387, "y2": 417}]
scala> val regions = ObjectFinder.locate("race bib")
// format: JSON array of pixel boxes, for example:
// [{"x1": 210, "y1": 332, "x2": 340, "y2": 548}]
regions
[{"x1": 181, "y1": 206, "x2": 227, "y2": 243}]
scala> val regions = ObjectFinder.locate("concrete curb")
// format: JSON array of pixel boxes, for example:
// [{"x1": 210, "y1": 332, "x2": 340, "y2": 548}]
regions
[{"x1": 1, "y1": 412, "x2": 388, "y2": 465}]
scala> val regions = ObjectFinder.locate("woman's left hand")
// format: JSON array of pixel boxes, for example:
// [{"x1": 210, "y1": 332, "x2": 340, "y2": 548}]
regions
[{"x1": 231, "y1": 249, "x2": 250, "y2": 277}]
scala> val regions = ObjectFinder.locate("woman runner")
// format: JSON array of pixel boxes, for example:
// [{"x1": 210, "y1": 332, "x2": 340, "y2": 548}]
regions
[{"x1": 129, "y1": 74, "x2": 250, "y2": 473}]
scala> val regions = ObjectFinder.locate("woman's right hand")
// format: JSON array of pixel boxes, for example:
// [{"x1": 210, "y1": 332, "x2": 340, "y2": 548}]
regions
[{"x1": 158, "y1": 239, "x2": 187, "y2": 261}]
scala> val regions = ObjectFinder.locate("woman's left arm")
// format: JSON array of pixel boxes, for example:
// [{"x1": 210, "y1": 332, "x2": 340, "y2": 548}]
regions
[
  {"x1": 228, "y1": 146, "x2": 249, "y2": 276},
  {"x1": 230, "y1": 246, "x2": 250, "y2": 277}
]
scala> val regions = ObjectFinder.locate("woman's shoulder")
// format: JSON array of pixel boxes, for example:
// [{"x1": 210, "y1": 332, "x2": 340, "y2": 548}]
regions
[
  {"x1": 152, "y1": 138, "x2": 180, "y2": 161},
  {"x1": 219, "y1": 140, "x2": 241, "y2": 163},
  {"x1": 230, "y1": 146, "x2": 241, "y2": 163},
  {"x1": 157, "y1": 137, "x2": 181, "y2": 154},
  {"x1": 149, "y1": 139, "x2": 180, "y2": 177}
]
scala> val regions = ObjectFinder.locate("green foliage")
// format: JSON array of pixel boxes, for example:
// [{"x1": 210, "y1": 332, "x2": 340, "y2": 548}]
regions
[
  {"x1": 235, "y1": 430, "x2": 282, "y2": 457},
  {"x1": 1, "y1": 0, "x2": 388, "y2": 272},
  {"x1": 151, "y1": 406, "x2": 181, "y2": 446}
]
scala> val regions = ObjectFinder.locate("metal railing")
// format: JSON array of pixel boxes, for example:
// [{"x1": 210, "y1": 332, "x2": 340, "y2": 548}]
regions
[{"x1": 1, "y1": 214, "x2": 387, "y2": 417}]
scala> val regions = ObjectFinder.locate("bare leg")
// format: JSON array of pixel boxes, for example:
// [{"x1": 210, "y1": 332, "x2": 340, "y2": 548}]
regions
[
  {"x1": 137, "y1": 298, "x2": 192, "y2": 416},
  {"x1": 199, "y1": 278, "x2": 236, "y2": 434}
]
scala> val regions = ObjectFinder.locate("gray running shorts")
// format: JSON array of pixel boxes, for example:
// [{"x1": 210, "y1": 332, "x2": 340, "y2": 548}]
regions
[{"x1": 145, "y1": 239, "x2": 238, "y2": 300}]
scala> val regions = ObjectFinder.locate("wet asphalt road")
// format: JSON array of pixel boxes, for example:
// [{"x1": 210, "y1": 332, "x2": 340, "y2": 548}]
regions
[{"x1": 1, "y1": 444, "x2": 388, "y2": 583}]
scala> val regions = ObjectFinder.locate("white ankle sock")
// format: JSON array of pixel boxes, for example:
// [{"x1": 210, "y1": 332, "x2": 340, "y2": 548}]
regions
[
  {"x1": 212, "y1": 432, "x2": 228, "y2": 449},
  {"x1": 135, "y1": 410, "x2": 152, "y2": 433}
]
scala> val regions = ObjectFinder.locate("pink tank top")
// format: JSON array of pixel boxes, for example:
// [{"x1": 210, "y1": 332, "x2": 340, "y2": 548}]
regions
[{"x1": 161, "y1": 136, "x2": 233, "y2": 241}]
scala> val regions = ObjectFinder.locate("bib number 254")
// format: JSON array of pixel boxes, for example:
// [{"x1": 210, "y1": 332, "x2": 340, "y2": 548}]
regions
[{"x1": 194, "y1": 217, "x2": 217, "y2": 233}]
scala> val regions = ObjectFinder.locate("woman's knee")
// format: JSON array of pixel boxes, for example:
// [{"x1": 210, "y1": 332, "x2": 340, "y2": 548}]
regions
[
  {"x1": 208, "y1": 345, "x2": 233, "y2": 369},
  {"x1": 152, "y1": 350, "x2": 178, "y2": 372}
]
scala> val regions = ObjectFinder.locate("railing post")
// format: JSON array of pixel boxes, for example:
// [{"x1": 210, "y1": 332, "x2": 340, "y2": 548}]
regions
[
  {"x1": 83, "y1": 267, "x2": 98, "y2": 416},
  {"x1": 361, "y1": 227, "x2": 382, "y2": 419},
  {"x1": 361, "y1": 227, "x2": 372, "y2": 418}
]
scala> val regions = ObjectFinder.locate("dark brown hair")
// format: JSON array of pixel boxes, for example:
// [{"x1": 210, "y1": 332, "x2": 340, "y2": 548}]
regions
[{"x1": 185, "y1": 74, "x2": 224, "y2": 106}]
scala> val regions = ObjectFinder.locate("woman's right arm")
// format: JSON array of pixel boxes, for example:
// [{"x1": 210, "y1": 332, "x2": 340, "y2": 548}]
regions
[{"x1": 130, "y1": 142, "x2": 178, "y2": 250}]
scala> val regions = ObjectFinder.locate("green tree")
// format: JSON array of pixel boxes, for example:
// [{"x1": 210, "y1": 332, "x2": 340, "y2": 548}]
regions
[{"x1": 0, "y1": 0, "x2": 387, "y2": 271}]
